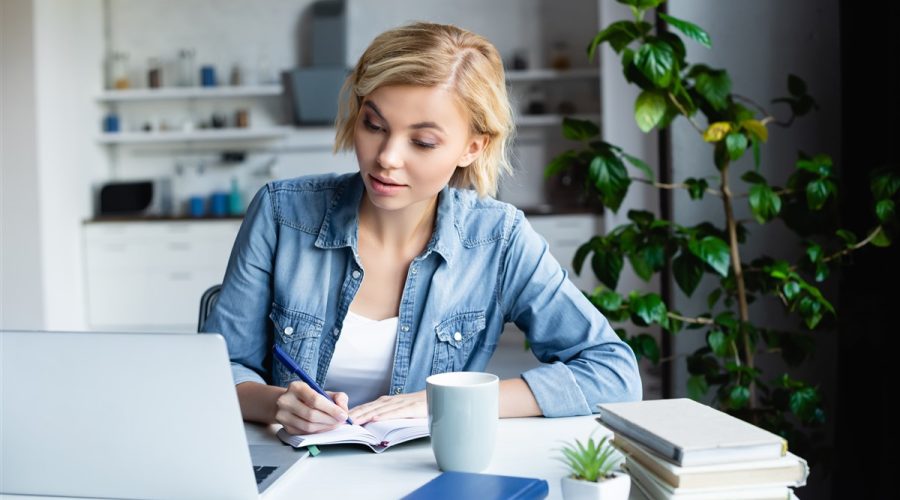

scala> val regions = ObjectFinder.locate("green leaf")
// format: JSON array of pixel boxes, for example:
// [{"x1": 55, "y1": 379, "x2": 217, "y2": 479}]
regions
[
  {"x1": 634, "y1": 38, "x2": 676, "y2": 88},
  {"x1": 595, "y1": 290, "x2": 623, "y2": 313},
  {"x1": 730, "y1": 385, "x2": 751, "y2": 409},
  {"x1": 621, "y1": 152, "x2": 655, "y2": 181},
  {"x1": 687, "y1": 375, "x2": 709, "y2": 400},
  {"x1": 787, "y1": 74, "x2": 808, "y2": 97},
  {"x1": 871, "y1": 170, "x2": 900, "y2": 199},
  {"x1": 806, "y1": 243, "x2": 823, "y2": 264},
  {"x1": 635, "y1": 91, "x2": 667, "y2": 132},
  {"x1": 659, "y1": 13, "x2": 712, "y2": 48},
  {"x1": 871, "y1": 228, "x2": 891, "y2": 247},
  {"x1": 673, "y1": 252, "x2": 704, "y2": 296},
  {"x1": 684, "y1": 177, "x2": 709, "y2": 200},
  {"x1": 741, "y1": 119, "x2": 769, "y2": 143},
  {"x1": 707, "y1": 288, "x2": 722, "y2": 309},
  {"x1": 562, "y1": 117, "x2": 600, "y2": 141},
  {"x1": 740, "y1": 171, "x2": 766, "y2": 185},
  {"x1": 544, "y1": 151, "x2": 578, "y2": 178},
  {"x1": 588, "y1": 21, "x2": 648, "y2": 57},
  {"x1": 628, "y1": 209, "x2": 655, "y2": 227},
  {"x1": 783, "y1": 281, "x2": 801, "y2": 300},
  {"x1": 726, "y1": 132, "x2": 748, "y2": 162},
  {"x1": 630, "y1": 292, "x2": 668, "y2": 326},
  {"x1": 806, "y1": 179, "x2": 832, "y2": 210},
  {"x1": 708, "y1": 330, "x2": 730, "y2": 357},
  {"x1": 748, "y1": 184, "x2": 782, "y2": 223},
  {"x1": 633, "y1": 334, "x2": 660, "y2": 364},
  {"x1": 693, "y1": 68, "x2": 731, "y2": 111},
  {"x1": 629, "y1": 244, "x2": 664, "y2": 282},
  {"x1": 688, "y1": 236, "x2": 731, "y2": 277},
  {"x1": 589, "y1": 154, "x2": 631, "y2": 212},
  {"x1": 836, "y1": 229, "x2": 858, "y2": 246},
  {"x1": 789, "y1": 386, "x2": 820, "y2": 422},
  {"x1": 592, "y1": 250, "x2": 624, "y2": 289},
  {"x1": 572, "y1": 241, "x2": 593, "y2": 275},
  {"x1": 876, "y1": 199, "x2": 895, "y2": 222}
]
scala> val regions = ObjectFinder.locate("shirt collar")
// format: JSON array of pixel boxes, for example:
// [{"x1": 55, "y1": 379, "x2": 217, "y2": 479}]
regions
[{"x1": 315, "y1": 173, "x2": 458, "y2": 266}]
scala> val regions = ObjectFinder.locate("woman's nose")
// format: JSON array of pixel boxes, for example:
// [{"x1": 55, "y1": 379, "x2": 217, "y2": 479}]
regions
[{"x1": 376, "y1": 137, "x2": 404, "y2": 170}]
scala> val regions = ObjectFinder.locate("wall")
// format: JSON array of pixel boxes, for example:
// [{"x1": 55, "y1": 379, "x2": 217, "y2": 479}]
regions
[
  {"x1": 667, "y1": 1, "x2": 840, "y2": 498},
  {"x1": 1, "y1": 0, "x2": 45, "y2": 329}
]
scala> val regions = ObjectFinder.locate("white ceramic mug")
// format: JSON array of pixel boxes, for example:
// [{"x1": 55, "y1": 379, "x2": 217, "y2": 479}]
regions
[{"x1": 426, "y1": 372, "x2": 499, "y2": 472}]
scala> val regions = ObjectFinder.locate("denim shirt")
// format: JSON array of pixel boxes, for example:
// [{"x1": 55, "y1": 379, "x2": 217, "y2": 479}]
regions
[{"x1": 202, "y1": 172, "x2": 641, "y2": 416}]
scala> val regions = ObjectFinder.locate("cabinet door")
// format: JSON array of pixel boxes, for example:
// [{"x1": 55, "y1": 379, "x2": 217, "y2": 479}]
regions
[{"x1": 84, "y1": 221, "x2": 241, "y2": 332}]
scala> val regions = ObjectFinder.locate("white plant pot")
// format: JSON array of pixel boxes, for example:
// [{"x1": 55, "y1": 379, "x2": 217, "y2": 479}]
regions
[{"x1": 560, "y1": 471, "x2": 631, "y2": 500}]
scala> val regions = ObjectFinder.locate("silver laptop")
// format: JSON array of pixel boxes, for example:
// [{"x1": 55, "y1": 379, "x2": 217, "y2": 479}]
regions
[{"x1": 0, "y1": 330, "x2": 307, "y2": 499}]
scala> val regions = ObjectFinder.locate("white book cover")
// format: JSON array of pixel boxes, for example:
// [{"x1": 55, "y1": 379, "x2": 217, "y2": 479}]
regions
[{"x1": 597, "y1": 399, "x2": 787, "y2": 466}]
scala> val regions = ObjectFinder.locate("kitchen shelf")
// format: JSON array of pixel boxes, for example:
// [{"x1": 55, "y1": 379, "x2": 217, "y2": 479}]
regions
[
  {"x1": 96, "y1": 85, "x2": 282, "y2": 102},
  {"x1": 96, "y1": 127, "x2": 291, "y2": 144},
  {"x1": 515, "y1": 113, "x2": 601, "y2": 127},
  {"x1": 505, "y1": 68, "x2": 599, "y2": 82}
]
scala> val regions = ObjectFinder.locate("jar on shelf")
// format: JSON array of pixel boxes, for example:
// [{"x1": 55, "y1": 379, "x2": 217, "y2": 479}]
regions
[
  {"x1": 108, "y1": 51, "x2": 130, "y2": 90},
  {"x1": 147, "y1": 57, "x2": 162, "y2": 88},
  {"x1": 177, "y1": 49, "x2": 196, "y2": 87},
  {"x1": 550, "y1": 41, "x2": 571, "y2": 70}
]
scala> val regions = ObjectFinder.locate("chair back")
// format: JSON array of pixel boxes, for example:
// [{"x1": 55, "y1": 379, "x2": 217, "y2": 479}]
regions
[{"x1": 197, "y1": 284, "x2": 222, "y2": 332}]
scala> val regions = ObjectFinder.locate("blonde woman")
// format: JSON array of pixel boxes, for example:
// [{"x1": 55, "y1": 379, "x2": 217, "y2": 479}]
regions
[{"x1": 203, "y1": 22, "x2": 641, "y2": 435}]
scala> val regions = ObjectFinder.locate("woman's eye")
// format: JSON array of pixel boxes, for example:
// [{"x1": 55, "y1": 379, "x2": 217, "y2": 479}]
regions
[
  {"x1": 363, "y1": 119, "x2": 382, "y2": 132},
  {"x1": 413, "y1": 140, "x2": 437, "y2": 149}
]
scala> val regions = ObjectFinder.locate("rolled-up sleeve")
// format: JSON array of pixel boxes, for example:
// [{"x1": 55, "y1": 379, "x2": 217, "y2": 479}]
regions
[
  {"x1": 201, "y1": 185, "x2": 277, "y2": 386},
  {"x1": 500, "y1": 211, "x2": 642, "y2": 417}
]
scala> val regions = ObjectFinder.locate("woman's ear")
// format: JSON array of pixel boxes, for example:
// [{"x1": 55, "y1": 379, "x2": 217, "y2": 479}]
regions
[{"x1": 457, "y1": 134, "x2": 489, "y2": 168}]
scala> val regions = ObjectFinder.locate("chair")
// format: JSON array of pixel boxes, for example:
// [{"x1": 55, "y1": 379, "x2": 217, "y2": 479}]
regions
[{"x1": 197, "y1": 284, "x2": 222, "y2": 332}]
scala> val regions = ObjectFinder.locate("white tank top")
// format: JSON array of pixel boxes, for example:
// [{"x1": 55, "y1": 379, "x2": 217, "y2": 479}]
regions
[{"x1": 324, "y1": 309, "x2": 398, "y2": 407}]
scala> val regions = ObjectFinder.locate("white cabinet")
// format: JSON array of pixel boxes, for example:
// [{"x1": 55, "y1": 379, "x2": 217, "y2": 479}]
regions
[{"x1": 84, "y1": 220, "x2": 241, "y2": 332}]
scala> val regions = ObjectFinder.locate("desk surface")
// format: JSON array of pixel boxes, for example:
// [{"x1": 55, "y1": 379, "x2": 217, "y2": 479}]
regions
[{"x1": 255, "y1": 415, "x2": 644, "y2": 500}]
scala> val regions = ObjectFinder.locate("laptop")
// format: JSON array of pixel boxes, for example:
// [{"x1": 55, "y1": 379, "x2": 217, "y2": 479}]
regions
[{"x1": 0, "y1": 330, "x2": 308, "y2": 499}]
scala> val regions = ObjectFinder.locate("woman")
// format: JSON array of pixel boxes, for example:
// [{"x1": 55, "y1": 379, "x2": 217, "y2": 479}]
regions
[{"x1": 203, "y1": 22, "x2": 641, "y2": 435}]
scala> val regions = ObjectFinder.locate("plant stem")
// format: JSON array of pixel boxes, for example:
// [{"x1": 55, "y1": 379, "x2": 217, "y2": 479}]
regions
[
  {"x1": 667, "y1": 311, "x2": 715, "y2": 325},
  {"x1": 720, "y1": 163, "x2": 755, "y2": 407},
  {"x1": 822, "y1": 226, "x2": 883, "y2": 263},
  {"x1": 667, "y1": 91, "x2": 706, "y2": 134},
  {"x1": 631, "y1": 177, "x2": 722, "y2": 196}
]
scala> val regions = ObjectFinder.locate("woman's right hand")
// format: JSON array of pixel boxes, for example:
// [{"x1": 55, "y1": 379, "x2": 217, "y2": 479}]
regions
[{"x1": 274, "y1": 381, "x2": 350, "y2": 434}]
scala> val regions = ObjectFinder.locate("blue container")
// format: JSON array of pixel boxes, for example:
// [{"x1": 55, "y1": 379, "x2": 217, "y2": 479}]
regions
[
  {"x1": 200, "y1": 65, "x2": 216, "y2": 87},
  {"x1": 189, "y1": 196, "x2": 206, "y2": 217},
  {"x1": 103, "y1": 113, "x2": 120, "y2": 133},
  {"x1": 210, "y1": 192, "x2": 229, "y2": 217}
]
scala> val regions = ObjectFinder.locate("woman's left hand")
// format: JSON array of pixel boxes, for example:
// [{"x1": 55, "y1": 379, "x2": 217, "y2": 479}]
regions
[{"x1": 348, "y1": 390, "x2": 426, "y2": 425}]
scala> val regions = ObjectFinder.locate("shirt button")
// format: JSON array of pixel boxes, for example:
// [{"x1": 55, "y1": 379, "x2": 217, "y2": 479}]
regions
[
  {"x1": 284, "y1": 326, "x2": 294, "y2": 336},
  {"x1": 393, "y1": 387, "x2": 403, "y2": 395},
  {"x1": 411, "y1": 267, "x2": 418, "y2": 274},
  {"x1": 401, "y1": 325, "x2": 410, "y2": 332},
  {"x1": 351, "y1": 270, "x2": 361, "y2": 279},
  {"x1": 453, "y1": 331, "x2": 462, "y2": 341},
  {"x1": 332, "y1": 327, "x2": 340, "y2": 337}
]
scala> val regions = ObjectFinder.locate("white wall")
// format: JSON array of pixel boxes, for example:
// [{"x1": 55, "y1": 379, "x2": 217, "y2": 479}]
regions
[{"x1": 1, "y1": 0, "x2": 45, "y2": 329}]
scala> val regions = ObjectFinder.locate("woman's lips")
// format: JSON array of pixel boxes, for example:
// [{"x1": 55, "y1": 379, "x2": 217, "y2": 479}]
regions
[{"x1": 369, "y1": 174, "x2": 407, "y2": 195}]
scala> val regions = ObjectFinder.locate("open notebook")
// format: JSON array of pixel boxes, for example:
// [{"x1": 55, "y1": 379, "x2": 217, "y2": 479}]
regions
[{"x1": 276, "y1": 418, "x2": 429, "y2": 453}]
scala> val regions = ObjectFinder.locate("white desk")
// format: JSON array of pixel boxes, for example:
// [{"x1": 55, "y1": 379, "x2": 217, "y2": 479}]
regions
[{"x1": 253, "y1": 416, "x2": 646, "y2": 500}]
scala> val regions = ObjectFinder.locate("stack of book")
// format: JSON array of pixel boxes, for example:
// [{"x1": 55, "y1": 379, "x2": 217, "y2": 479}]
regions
[{"x1": 597, "y1": 399, "x2": 809, "y2": 500}]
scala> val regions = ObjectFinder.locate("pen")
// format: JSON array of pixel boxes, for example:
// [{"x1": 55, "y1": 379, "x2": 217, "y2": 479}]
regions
[{"x1": 272, "y1": 344, "x2": 354, "y2": 425}]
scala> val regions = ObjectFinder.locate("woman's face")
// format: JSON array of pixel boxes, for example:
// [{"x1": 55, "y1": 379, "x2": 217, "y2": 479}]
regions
[{"x1": 353, "y1": 84, "x2": 485, "y2": 214}]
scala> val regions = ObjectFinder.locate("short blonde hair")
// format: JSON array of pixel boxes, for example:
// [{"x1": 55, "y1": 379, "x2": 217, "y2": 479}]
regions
[{"x1": 334, "y1": 22, "x2": 514, "y2": 198}]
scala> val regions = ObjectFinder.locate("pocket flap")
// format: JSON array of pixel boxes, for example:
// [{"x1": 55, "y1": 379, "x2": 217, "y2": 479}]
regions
[
  {"x1": 269, "y1": 303, "x2": 324, "y2": 341},
  {"x1": 435, "y1": 311, "x2": 486, "y2": 348}
]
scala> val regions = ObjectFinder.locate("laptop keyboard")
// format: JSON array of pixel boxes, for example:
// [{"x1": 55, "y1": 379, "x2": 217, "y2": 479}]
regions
[{"x1": 253, "y1": 465, "x2": 278, "y2": 485}]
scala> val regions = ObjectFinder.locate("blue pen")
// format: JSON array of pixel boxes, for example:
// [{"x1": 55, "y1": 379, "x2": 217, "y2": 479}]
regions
[{"x1": 272, "y1": 344, "x2": 354, "y2": 425}]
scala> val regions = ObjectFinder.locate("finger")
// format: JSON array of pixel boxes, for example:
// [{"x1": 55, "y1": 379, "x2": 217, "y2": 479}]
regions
[
  {"x1": 349, "y1": 395, "x2": 397, "y2": 423},
  {"x1": 327, "y1": 391, "x2": 351, "y2": 414},
  {"x1": 275, "y1": 408, "x2": 342, "y2": 435},
  {"x1": 279, "y1": 389, "x2": 346, "y2": 425},
  {"x1": 297, "y1": 386, "x2": 348, "y2": 423}
]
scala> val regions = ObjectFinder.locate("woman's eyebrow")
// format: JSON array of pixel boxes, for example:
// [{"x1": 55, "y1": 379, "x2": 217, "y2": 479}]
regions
[{"x1": 364, "y1": 100, "x2": 445, "y2": 133}]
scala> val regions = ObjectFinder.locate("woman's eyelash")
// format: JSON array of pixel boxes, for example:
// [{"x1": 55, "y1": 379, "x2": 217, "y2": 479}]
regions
[
  {"x1": 363, "y1": 118, "x2": 382, "y2": 132},
  {"x1": 413, "y1": 140, "x2": 436, "y2": 149}
]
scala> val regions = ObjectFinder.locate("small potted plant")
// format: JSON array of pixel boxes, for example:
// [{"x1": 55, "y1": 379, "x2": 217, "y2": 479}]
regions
[{"x1": 557, "y1": 432, "x2": 630, "y2": 500}]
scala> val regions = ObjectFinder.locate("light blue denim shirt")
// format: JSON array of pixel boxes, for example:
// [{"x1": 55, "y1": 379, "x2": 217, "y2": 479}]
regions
[{"x1": 202, "y1": 172, "x2": 641, "y2": 416}]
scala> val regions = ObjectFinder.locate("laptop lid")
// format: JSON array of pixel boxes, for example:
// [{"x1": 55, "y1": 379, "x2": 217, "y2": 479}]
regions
[{"x1": 0, "y1": 330, "x2": 264, "y2": 499}]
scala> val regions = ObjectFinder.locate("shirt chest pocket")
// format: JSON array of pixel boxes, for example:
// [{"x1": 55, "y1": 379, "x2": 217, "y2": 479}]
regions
[
  {"x1": 269, "y1": 304, "x2": 324, "y2": 386},
  {"x1": 431, "y1": 311, "x2": 487, "y2": 374}
]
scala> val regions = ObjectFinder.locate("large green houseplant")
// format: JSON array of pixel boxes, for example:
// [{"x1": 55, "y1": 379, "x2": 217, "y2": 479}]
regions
[{"x1": 547, "y1": 0, "x2": 898, "y2": 460}]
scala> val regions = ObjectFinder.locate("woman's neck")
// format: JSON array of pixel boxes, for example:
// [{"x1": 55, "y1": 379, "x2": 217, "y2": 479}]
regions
[{"x1": 358, "y1": 195, "x2": 438, "y2": 252}]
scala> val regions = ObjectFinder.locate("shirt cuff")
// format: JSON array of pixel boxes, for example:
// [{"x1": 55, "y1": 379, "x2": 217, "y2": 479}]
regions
[
  {"x1": 521, "y1": 362, "x2": 593, "y2": 417},
  {"x1": 231, "y1": 362, "x2": 267, "y2": 386}
]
